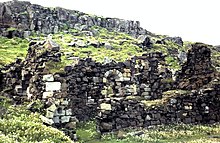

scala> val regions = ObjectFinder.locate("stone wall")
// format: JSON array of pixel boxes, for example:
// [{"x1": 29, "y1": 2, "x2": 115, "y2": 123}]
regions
[
  {"x1": 1, "y1": 40, "x2": 61, "y2": 101},
  {"x1": 65, "y1": 52, "x2": 169, "y2": 121},
  {"x1": 0, "y1": 39, "x2": 77, "y2": 139},
  {"x1": 0, "y1": 0, "x2": 149, "y2": 38},
  {"x1": 96, "y1": 43, "x2": 219, "y2": 133},
  {"x1": 176, "y1": 43, "x2": 215, "y2": 90},
  {"x1": 97, "y1": 81, "x2": 220, "y2": 133},
  {"x1": 0, "y1": 40, "x2": 219, "y2": 137}
]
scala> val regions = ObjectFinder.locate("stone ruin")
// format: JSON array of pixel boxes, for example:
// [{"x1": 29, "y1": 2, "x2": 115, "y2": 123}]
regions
[
  {"x1": 65, "y1": 52, "x2": 169, "y2": 121},
  {"x1": 97, "y1": 43, "x2": 219, "y2": 132},
  {"x1": 0, "y1": 40, "x2": 219, "y2": 138},
  {"x1": 177, "y1": 43, "x2": 215, "y2": 89}
]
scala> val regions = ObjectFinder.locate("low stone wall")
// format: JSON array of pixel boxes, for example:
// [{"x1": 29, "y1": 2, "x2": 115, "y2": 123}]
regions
[{"x1": 97, "y1": 81, "x2": 220, "y2": 133}]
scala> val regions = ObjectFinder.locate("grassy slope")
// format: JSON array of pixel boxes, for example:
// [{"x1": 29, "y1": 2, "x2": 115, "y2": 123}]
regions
[
  {"x1": 0, "y1": 37, "x2": 28, "y2": 67},
  {"x1": 0, "y1": 97, "x2": 73, "y2": 143}
]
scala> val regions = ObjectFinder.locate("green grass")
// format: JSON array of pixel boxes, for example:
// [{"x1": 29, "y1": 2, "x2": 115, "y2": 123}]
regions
[
  {"x1": 0, "y1": 99, "x2": 72, "y2": 143},
  {"x1": 45, "y1": 27, "x2": 144, "y2": 72},
  {"x1": 0, "y1": 27, "x2": 194, "y2": 73},
  {"x1": 74, "y1": 119, "x2": 220, "y2": 143},
  {"x1": 0, "y1": 36, "x2": 28, "y2": 67},
  {"x1": 1, "y1": 103, "x2": 220, "y2": 143},
  {"x1": 76, "y1": 120, "x2": 101, "y2": 143}
]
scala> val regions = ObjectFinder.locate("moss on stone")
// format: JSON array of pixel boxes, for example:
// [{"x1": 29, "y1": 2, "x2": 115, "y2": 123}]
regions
[{"x1": 141, "y1": 89, "x2": 190, "y2": 108}]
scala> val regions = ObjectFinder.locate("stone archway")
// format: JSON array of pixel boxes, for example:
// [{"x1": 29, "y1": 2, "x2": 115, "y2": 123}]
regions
[{"x1": 102, "y1": 69, "x2": 123, "y2": 97}]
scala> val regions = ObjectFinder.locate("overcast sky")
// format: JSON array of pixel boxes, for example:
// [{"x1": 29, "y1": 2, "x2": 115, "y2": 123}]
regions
[{"x1": 1, "y1": 0, "x2": 219, "y2": 45}]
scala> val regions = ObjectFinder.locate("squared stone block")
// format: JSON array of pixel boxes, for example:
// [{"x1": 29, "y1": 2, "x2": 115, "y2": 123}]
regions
[
  {"x1": 42, "y1": 92, "x2": 53, "y2": 99},
  {"x1": 53, "y1": 116, "x2": 60, "y2": 124},
  {"x1": 65, "y1": 109, "x2": 72, "y2": 115},
  {"x1": 47, "y1": 104, "x2": 57, "y2": 112},
  {"x1": 43, "y1": 74, "x2": 54, "y2": 81},
  {"x1": 45, "y1": 82, "x2": 61, "y2": 91},
  {"x1": 40, "y1": 115, "x2": 54, "y2": 125},
  {"x1": 46, "y1": 110, "x2": 54, "y2": 119},
  {"x1": 61, "y1": 116, "x2": 71, "y2": 123}
]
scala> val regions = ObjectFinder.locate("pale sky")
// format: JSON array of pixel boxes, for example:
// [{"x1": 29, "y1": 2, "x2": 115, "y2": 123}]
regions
[{"x1": 1, "y1": 0, "x2": 220, "y2": 45}]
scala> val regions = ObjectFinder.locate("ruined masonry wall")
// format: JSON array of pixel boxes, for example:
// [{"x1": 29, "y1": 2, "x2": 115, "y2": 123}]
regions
[
  {"x1": 65, "y1": 52, "x2": 168, "y2": 121},
  {"x1": 97, "y1": 83, "x2": 220, "y2": 133}
]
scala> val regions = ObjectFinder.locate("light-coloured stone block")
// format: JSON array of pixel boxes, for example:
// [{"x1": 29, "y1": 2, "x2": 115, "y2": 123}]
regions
[
  {"x1": 65, "y1": 109, "x2": 72, "y2": 115},
  {"x1": 47, "y1": 104, "x2": 57, "y2": 112},
  {"x1": 53, "y1": 116, "x2": 60, "y2": 124},
  {"x1": 43, "y1": 74, "x2": 54, "y2": 81},
  {"x1": 145, "y1": 115, "x2": 151, "y2": 120},
  {"x1": 45, "y1": 82, "x2": 61, "y2": 91},
  {"x1": 144, "y1": 87, "x2": 151, "y2": 92},
  {"x1": 46, "y1": 110, "x2": 54, "y2": 118},
  {"x1": 100, "y1": 103, "x2": 112, "y2": 111},
  {"x1": 40, "y1": 115, "x2": 54, "y2": 125},
  {"x1": 93, "y1": 77, "x2": 99, "y2": 83},
  {"x1": 15, "y1": 85, "x2": 22, "y2": 93},
  {"x1": 61, "y1": 116, "x2": 71, "y2": 123},
  {"x1": 61, "y1": 100, "x2": 69, "y2": 106},
  {"x1": 123, "y1": 77, "x2": 130, "y2": 81},
  {"x1": 103, "y1": 78, "x2": 107, "y2": 83},
  {"x1": 42, "y1": 92, "x2": 53, "y2": 99},
  {"x1": 115, "y1": 77, "x2": 123, "y2": 82}
]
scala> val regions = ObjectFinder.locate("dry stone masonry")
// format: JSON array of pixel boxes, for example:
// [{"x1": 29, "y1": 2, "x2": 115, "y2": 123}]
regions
[
  {"x1": 1, "y1": 38, "x2": 219, "y2": 135},
  {"x1": 97, "y1": 81, "x2": 220, "y2": 133},
  {"x1": 97, "y1": 43, "x2": 220, "y2": 133},
  {"x1": 177, "y1": 43, "x2": 215, "y2": 90},
  {"x1": 0, "y1": 1, "x2": 220, "y2": 137},
  {"x1": 65, "y1": 52, "x2": 167, "y2": 121},
  {"x1": 0, "y1": 37, "x2": 219, "y2": 137}
]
